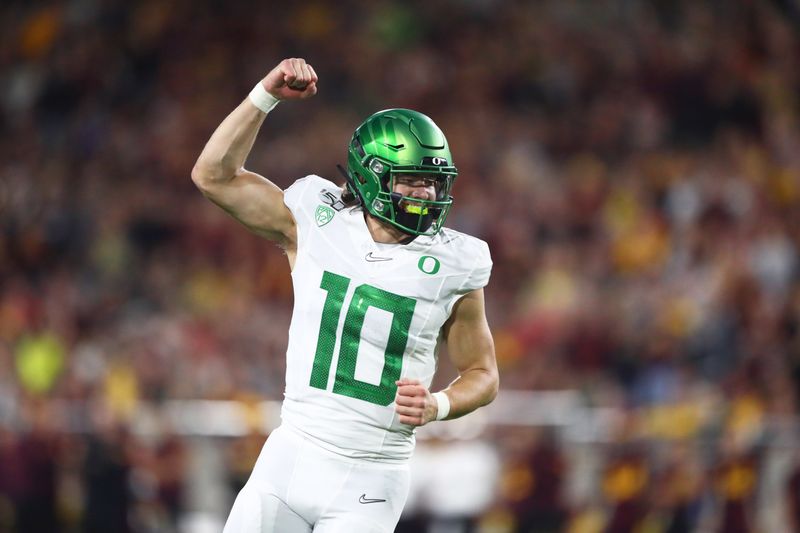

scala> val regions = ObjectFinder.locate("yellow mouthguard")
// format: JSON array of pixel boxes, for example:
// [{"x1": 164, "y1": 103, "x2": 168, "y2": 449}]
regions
[{"x1": 404, "y1": 204, "x2": 429, "y2": 215}]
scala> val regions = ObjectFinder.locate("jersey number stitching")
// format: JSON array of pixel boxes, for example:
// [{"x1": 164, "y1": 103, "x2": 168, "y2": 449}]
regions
[{"x1": 309, "y1": 271, "x2": 417, "y2": 406}]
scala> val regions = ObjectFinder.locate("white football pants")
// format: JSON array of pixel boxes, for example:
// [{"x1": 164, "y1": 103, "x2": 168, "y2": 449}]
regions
[{"x1": 223, "y1": 424, "x2": 410, "y2": 532}]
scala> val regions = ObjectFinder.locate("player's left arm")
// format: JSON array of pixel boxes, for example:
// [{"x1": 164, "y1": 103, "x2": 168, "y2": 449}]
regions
[{"x1": 395, "y1": 288, "x2": 498, "y2": 426}]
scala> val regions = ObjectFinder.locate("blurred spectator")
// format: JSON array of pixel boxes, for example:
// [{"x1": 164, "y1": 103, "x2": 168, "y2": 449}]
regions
[
  {"x1": 15, "y1": 331, "x2": 64, "y2": 396},
  {"x1": 148, "y1": 433, "x2": 188, "y2": 531},
  {"x1": 501, "y1": 430, "x2": 567, "y2": 533},
  {"x1": 6, "y1": 401, "x2": 61, "y2": 533},
  {"x1": 225, "y1": 429, "x2": 265, "y2": 503},
  {"x1": 403, "y1": 437, "x2": 499, "y2": 532},
  {"x1": 601, "y1": 446, "x2": 649, "y2": 533},
  {"x1": 82, "y1": 411, "x2": 134, "y2": 533},
  {"x1": 647, "y1": 444, "x2": 704, "y2": 533},
  {"x1": 789, "y1": 457, "x2": 800, "y2": 532},
  {"x1": 711, "y1": 439, "x2": 759, "y2": 533},
  {"x1": 0, "y1": 427, "x2": 19, "y2": 530}
]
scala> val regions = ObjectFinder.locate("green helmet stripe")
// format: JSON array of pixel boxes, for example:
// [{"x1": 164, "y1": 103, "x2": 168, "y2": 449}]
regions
[{"x1": 386, "y1": 119, "x2": 397, "y2": 147}]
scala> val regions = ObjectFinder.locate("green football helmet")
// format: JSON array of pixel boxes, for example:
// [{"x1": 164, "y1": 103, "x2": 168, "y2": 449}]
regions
[{"x1": 343, "y1": 109, "x2": 458, "y2": 236}]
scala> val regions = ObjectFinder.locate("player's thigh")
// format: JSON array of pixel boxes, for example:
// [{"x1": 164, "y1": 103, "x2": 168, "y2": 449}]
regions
[
  {"x1": 313, "y1": 461, "x2": 410, "y2": 533},
  {"x1": 223, "y1": 482, "x2": 311, "y2": 533},
  {"x1": 313, "y1": 513, "x2": 391, "y2": 533}
]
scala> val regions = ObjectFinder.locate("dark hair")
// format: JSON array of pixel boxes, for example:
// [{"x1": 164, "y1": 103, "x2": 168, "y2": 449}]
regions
[
  {"x1": 336, "y1": 164, "x2": 361, "y2": 208},
  {"x1": 340, "y1": 185, "x2": 361, "y2": 208}
]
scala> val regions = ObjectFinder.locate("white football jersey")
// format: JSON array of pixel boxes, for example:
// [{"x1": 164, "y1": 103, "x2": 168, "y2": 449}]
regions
[{"x1": 280, "y1": 175, "x2": 492, "y2": 463}]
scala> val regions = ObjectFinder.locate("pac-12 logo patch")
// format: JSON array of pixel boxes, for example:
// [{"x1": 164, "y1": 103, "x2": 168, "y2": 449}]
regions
[{"x1": 315, "y1": 205, "x2": 335, "y2": 227}]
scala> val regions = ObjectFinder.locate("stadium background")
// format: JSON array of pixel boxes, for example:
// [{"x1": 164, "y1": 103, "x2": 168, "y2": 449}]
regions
[{"x1": 1, "y1": 0, "x2": 800, "y2": 531}]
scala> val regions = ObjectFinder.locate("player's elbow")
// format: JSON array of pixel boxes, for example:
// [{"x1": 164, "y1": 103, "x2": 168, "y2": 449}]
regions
[
  {"x1": 191, "y1": 160, "x2": 218, "y2": 189},
  {"x1": 472, "y1": 364, "x2": 499, "y2": 407},
  {"x1": 484, "y1": 367, "x2": 499, "y2": 405},
  {"x1": 191, "y1": 159, "x2": 231, "y2": 193},
  {"x1": 191, "y1": 162, "x2": 211, "y2": 190}
]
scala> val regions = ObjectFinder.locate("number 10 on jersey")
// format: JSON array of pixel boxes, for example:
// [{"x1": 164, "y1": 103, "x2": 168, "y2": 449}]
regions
[{"x1": 309, "y1": 271, "x2": 417, "y2": 406}]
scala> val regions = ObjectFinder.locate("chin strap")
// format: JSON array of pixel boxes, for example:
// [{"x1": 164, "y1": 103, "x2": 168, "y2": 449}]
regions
[
  {"x1": 336, "y1": 164, "x2": 350, "y2": 181},
  {"x1": 336, "y1": 164, "x2": 360, "y2": 203}
]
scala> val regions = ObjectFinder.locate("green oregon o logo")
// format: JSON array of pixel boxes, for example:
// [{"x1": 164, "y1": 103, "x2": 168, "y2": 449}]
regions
[{"x1": 417, "y1": 255, "x2": 440, "y2": 275}]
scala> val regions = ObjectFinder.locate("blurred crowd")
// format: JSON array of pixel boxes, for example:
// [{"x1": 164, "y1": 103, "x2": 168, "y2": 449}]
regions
[{"x1": 1, "y1": 0, "x2": 800, "y2": 531}]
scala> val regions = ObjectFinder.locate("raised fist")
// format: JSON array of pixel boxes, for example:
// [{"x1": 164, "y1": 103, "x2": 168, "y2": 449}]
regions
[{"x1": 261, "y1": 58, "x2": 318, "y2": 101}]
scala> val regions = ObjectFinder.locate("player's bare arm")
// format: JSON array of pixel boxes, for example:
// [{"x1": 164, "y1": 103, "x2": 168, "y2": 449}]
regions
[
  {"x1": 191, "y1": 58, "x2": 318, "y2": 256},
  {"x1": 395, "y1": 288, "x2": 499, "y2": 426}
]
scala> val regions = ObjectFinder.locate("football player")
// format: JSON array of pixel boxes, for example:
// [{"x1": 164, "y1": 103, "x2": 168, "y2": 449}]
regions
[{"x1": 192, "y1": 58, "x2": 499, "y2": 532}]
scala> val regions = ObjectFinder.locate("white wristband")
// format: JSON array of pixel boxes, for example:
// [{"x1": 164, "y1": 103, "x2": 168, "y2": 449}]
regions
[
  {"x1": 433, "y1": 391, "x2": 450, "y2": 421},
  {"x1": 248, "y1": 82, "x2": 279, "y2": 113}
]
